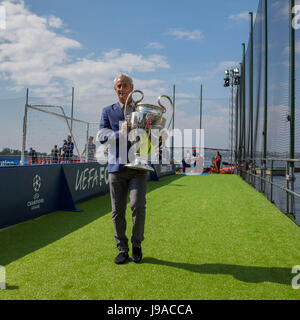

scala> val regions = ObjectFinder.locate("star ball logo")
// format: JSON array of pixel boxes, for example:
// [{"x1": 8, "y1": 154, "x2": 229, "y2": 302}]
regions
[
  {"x1": 33, "y1": 174, "x2": 42, "y2": 192},
  {"x1": 0, "y1": 6, "x2": 6, "y2": 30},
  {"x1": 27, "y1": 174, "x2": 44, "y2": 210}
]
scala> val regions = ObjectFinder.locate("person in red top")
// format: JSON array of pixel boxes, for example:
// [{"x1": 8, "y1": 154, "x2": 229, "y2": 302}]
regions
[
  {"x1": 215, "y1": 151, "x2": 222, "y2": 173},
  {"x1": 192, "y1": 148, "x2": 196, "y2": 167}
]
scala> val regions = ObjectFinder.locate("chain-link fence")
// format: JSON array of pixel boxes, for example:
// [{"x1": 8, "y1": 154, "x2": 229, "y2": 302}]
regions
[
  {"x1": 236, "y1": 0, "x2": 300, "y2": 226},
  {"x1": 0, "y1": 90, "x2": 230, "y2": 167}
]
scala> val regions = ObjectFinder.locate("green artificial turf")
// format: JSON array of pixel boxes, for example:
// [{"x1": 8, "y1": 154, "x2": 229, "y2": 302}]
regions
[{"x1": 0, "y1": 174, "x2": 300, "y2": 300}]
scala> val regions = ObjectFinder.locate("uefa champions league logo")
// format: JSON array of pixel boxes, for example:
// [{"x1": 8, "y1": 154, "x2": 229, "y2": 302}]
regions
[
  {"x1": 27, "y1": 175, "x2": 44, "y2": 210},
  {"x1": 33, "y1": 174, "x2": 42, "y2": 193}
]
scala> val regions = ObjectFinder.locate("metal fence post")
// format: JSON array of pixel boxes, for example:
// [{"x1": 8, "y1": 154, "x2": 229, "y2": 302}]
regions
[
  {"x1": 289, "y1": 0, "x2": 295, "y2": 216},
  {"x1": 253, "y1": 160, "x2": 256, "y2": 188},
  {"x1": 263, "y1": 0, "x2": 268, "y2": 194},
  {"x1": 85, "y1": 123, "x2": 89, "y2": 162},
  {"x1": 249, "y1": 12, "x2": 254, "y2": 163},
  {"x1": 242, "y1": 43, "x2": 246, "y2": 162},
  {"x1": 21, "y1": 88, "x2": 29, "y2": 165},
  {"x1": 270, "y1": 160, "x2": 273, "y2": 203},
  {"x1": 260, "y1": 159, "x2": 263, "y2": 192},
  {"x1": 289, "y1": 165, "x2": 295, "y2": 214},
  {"x1": 172, "y1": 84, "x2": 176, "y2": 164},
  {"x1": 262, "y1": 159, "x2": 266, "y2": 194},
  {"x1": 286, "y1": 161, "x2": 290, "y2": 214},
  {"x1": 238, "y1": 62, "x2": 243, "y2": 172},
  {"x1": 199, "y1": 84, "x2": 202, "y2": 166},
  {"x1": 248, "y1": 161, "x2": 251, "y2": 184},
  {"x1": 235, "y1": 85, "x2": 239, "y2": 174},
  {"x1": 71, "y1": 87, "x2": 75, "y2": 138}
]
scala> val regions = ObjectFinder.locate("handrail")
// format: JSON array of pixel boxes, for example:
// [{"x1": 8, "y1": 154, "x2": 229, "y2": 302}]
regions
[{"x1": 243, "y1": 157, "x2": 300, "y2": 162}]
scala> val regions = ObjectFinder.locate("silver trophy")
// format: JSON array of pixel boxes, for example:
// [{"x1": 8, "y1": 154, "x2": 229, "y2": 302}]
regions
[{"x1": 124, "y1": 90, "x2": 173, "y2": 172}]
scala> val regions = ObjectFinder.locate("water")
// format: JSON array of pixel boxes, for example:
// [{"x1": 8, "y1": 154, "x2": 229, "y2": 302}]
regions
[{"x1": 244, "y1": 171, "x2": 300, "y2": 226}]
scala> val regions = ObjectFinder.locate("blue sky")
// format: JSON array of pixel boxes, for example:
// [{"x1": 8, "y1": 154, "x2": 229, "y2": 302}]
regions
[{"x1": 0, "y1": 0, "x2": 259, "y2": 151}]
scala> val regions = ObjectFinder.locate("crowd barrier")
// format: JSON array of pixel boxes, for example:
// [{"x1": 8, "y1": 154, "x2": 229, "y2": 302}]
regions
[{"x1": 0, "y1": 163, "x2": 175, "y2": 230}]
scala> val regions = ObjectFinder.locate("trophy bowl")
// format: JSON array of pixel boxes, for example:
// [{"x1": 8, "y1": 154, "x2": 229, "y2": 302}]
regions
[
  {"x1": 130, "y1": 107, "x2": 165, "y2": 131},
  {"x1": 124, "y1": 90, "x2": 173, "y2": 172}
]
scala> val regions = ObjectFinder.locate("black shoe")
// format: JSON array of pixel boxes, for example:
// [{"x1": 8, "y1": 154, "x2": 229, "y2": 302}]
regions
[
  {"x1": 132, "y1": 247, "x2": 142, "y2": 263},
  {"x1": 114, "y1": 251, "x2": 129, "y2": 264}
]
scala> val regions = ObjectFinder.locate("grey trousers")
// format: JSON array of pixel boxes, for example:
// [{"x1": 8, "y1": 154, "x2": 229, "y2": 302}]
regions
[{"x1": 109, "y1": 168, "x2": 148, "y2": 252}]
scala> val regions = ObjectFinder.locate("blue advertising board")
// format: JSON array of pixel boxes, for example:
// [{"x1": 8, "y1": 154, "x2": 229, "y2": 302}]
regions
[
  {"x1": 0, "y1": 165, "x2": 76, "y2": 229},
  {"x1": 0, "y1": 162, "x2": 175, "y2": 229},
  {"x1": 62, "y1": 162, "x2": 110, "y2": 203},
  {"x1": 150, "y1": 164, "x2": 176, "y2": 180}
]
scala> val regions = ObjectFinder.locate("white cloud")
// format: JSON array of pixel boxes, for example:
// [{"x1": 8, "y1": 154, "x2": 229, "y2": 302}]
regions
[
  {"x1": 228, "y1": 11, "x2": 258, "y2": 24},
  {"x1": 215, "y1": 60, "x2": 240, "y2": 72},
  {"x1": 188, "y1": 76, "x2": 202, "y2": 82},
  {"x1": 166, "y1": 28, "x2": 203, "y2": 41},
  {"x1": 0, "y1": 0, "x2": 171, "y2": 112},
  {"x1": 0, "y1": 5, "x2": 6, "y2": 30},
  {"x1": 228, "y1": 11, "x2": 249, "y2": 22},
  {"x1": 202, "y1": 60, "x2": 240, "y2": 81},
  {"x1": 176, "y1": 93, "x2": 197, "y2": 99},
  {"x1": 104, "y1": 49, "x2": 121, "y2": 59},
  {"x1": 0, "y1": 0, "x2": 81, "y2": 88},
  {"x1": 48, "y1": 15, "x2": 63, "y2": 28},
  {"x1": 146, "y1": 42, "x2": 164, "y2": 50}
]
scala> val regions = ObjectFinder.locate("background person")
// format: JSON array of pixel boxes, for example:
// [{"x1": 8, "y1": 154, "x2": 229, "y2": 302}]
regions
[
  {"x1": 182, "y1": 150, "x2": 191, "y2": 173},
  {"x1": 192, "y1": 148, "x2": 197, "y2": 167},
  {"x1": 51, "y1": 145, "x2": 59, "y2": 164},
  {"x1": 98, "y1": 73, "x2": 148, "y2": 265},
  {"x1": 28, "y1": 147, "x2": 37, "y2": 164},
  {"x1": 62, "y1": 135, "x2": 74, "y2": 163},
  {"x1": 81, "y1": 136, "x2": 96, "y2": 162},
  {"x1": 215, "y1": 151, "x2": 222, "y2": 173}
]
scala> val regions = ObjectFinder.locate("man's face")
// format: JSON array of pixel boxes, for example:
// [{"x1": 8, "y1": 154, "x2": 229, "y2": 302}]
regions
[
  {"x1": 114, "y1": 77, "x2": 133, "y2": 105},
  {"x1": 67, "y1": 136, "x2": 71, "y2": 142}
]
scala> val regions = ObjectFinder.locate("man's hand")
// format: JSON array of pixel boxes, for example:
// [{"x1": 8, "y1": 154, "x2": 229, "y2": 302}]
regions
[{"x1": 120, "y1": 121, "x2": 131, "y2": 136}]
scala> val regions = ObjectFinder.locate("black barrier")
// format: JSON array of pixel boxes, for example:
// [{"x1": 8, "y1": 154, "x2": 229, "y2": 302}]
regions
[
  {"x1": 0, "y1": 165, "x2": 76, "y2": 229},
  {"x1": 62, "y1": 163, "x2": 109, "y2": 203},
  {"x1": 150, "y1": 164, "x2": 176, "y2": 181},
  {"x1": 0, "y1": 163, "x2": 109, "y2": 230},
  {"x1": 0, "y1": 162, "x2": 174, "y2": 229}
]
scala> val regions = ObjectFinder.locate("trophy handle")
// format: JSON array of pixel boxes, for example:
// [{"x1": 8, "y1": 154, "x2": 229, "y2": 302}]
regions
[
  {"x1": 158, "y1": 95, "x2": 174, "y2": 129},
  {"x1": 125, "y1": 90, "x2": 144, "y2": 120}
]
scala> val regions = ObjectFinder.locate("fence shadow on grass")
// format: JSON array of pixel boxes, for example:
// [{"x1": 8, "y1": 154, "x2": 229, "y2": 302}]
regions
[
  {"x1": 142, "y1": 258, "x2": 293, "y2": 285},
  {"x1": 0, "y1": 175, "x2": 183, "y2": 267}
]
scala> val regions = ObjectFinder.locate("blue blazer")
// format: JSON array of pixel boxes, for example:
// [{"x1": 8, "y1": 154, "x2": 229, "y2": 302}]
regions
[{"x1": 99, "y1": 102, "x2": 130, "y2": 173}]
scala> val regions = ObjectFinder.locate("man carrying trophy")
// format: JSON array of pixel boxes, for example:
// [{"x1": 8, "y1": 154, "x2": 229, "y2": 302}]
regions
[
  {"x1": 98, "y1": 74, "x2": 148, "y2": 264},
  {"x1": 98, "y1": 74, "x2": 173, "y2": 264}
]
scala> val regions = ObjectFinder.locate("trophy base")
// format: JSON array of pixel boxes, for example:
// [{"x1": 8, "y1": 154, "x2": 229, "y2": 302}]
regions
[{"x1": 125, "y1": 160, "x2": 154, "y2": 172}]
